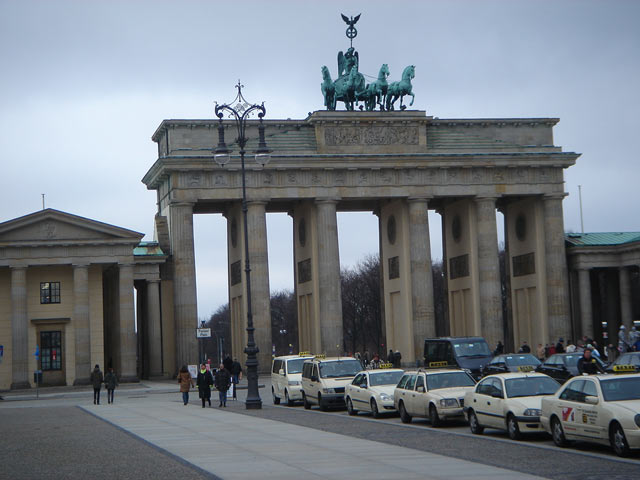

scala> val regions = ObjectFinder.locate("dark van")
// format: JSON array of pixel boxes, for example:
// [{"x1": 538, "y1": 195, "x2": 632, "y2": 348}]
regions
[{"x1": 423, "y1": 337, "x2": 493, "y2": 380}]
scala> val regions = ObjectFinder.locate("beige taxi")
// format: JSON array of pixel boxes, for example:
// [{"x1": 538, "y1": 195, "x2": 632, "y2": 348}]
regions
[
  {"x1": 394, "y1": 368, "x2": 476, "y2": 426},
  {"x1": 540, "y1": 373, "x2": 640, "y2": 457},
  {"x1": 271, "y1": 354, "x2": 314, "y2": 406},
  {"x1": 301, "y1": 356, "x2": 362, "y2": 410},
  {"x1": 464, "y1": 372, "x2": 561, "y2": 440},
  {"x1": 344, "y1": 366, "x2": 404, "y2": 418}
]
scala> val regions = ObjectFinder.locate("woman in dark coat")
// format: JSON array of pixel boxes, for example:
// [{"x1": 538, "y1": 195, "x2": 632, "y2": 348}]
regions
[
  {"x1": 196, "y1": 364, "x2": 214, "y2": 408},
  {"x1": 214, "y1": 363, "x2": 232, "y2": 408}
]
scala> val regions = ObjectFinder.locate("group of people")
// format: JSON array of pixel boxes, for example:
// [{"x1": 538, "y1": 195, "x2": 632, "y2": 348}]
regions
[
  {"x1": 178, "y1": 356, "x2": 243, "y2": 408},
  {"x1": 90, "y1": 364, "x2": 118, "y2": 405},
  {"x1": 353, "y1": 350, "x2": 402, "y2": 370}
]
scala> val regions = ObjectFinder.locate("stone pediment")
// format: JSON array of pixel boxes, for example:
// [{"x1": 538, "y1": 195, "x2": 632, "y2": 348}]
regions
[{"x1": 0, "y1": 209, "x2": 143, "y2": 246}]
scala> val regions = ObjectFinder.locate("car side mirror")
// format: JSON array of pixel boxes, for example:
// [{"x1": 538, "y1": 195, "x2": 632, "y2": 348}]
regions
[
  {"x1": 279, "y1": 369, "x2": 284, "y2": 376},
  {"x1": 311, "y1": 375, "x2": 318, "y2": 382},
  {"x1": 360, "y1": 384, "x2": 367, "y2": 389},
  {"x1": 417, "y1": 386, "x2": 426, "y2": 393},
  {"x1": 584, "y1": 395, "x2": 599, "y2": 405}
]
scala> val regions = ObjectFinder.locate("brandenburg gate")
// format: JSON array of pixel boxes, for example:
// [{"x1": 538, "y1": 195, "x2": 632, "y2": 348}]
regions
[{"x1": 142, "y1": 110, "x2": 579, "y2": 371}]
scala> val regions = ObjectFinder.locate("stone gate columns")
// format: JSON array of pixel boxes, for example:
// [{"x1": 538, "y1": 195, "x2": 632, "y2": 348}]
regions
[
  {"x1": 408, "y1": 198, "x2": 436, "y2": 357},
  {"x1": 577, "y1": 268, "x2": 593, "y2": 339},
  {"x1": 118, "y1": 263, "x2": 137, "y2": 381},
  {"x1": 10, "y1": 266, "x2": 29, "y2": 389},
  {"x1": 475, "y1": 196, "x2": 503, "y2": 350},
  {"x1": 246, "y1": 201, "x2": 272, "y2": 373},
  {"x1": 169, "y1": 202, "x2": 198, "y2": 370},
  {"x1": 73, "y1": 264, "x2": 90, "y2": 384},
  {"x1": 316, "y1": 198, "x2": 343, "y2": 356},
  {"x1": 147, "y1": 279, "x2": 163, "y2": 377},
  {"x1": 619, "y1": 267, "x2": 632, "y2": 330},
  {"x1": 543, "y1": 194, "x2": 571, "y2": 343}
]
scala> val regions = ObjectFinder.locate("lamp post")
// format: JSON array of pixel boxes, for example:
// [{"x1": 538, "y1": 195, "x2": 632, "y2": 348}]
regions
[{"x1": 213, "y1": 81, "x2": 270, "y2": 409}]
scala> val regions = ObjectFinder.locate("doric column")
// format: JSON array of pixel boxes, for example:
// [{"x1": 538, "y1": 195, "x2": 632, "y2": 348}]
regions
[
  {"x1": 577, "y1": 268, "x2": 593, "y2": 339},
  {"x1": 118, "y1": 263, "x2": 138, "y2": 381},
  {"x1": 408, "y1": 198, "x2": 435, "y2": 358},
  {"x1": 246, "y1": 200, "x2": 272, "y2": 373},
  {"x1": 147, "y1": 279, "x2": 163, "y2": 377},
  {"x1": 619, "y1": 267, "x2": 632, "y2": 330},
  {"x1": 543, "y1": 194, "x2": 571, "y2": 342},
  {"x1": 169, "y1": 202, "x2": 198, "y2": 370},
  {"x1": 475, "y1": 196, "x2": 503, "y2": 349},
  {"x1": 316, "y1": 198, "x2": 343, "y2": 356},
  {"x1": 10, "y1": 266, "x2": 30, "y2": 389},
  {"x1": 73, "y1": 264, "x2": 91, "y2": 384}
]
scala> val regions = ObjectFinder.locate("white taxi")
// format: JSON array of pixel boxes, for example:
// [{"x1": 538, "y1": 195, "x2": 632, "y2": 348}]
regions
[
  {"x1": 464, "y1": 372, "x2": 561, "y2": 440},
  {"x1": 540, "y1": 373, "x2": 640, "y2": 457},
  {"x1": 394, "y1": 368, "x2": 476, "y2": 426},
  {"x1": 271, "y1": 353, "x2": 314, "y2": 406},
  {"x1": 301, "y1": 356, "x2": 363, "y2": 410},
  {"x1": 344, "y1": 365, "x2": 404, "y2": 418}
]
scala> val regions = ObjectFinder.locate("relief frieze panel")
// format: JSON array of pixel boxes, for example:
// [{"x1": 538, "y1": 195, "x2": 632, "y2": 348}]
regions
[{"x1": 324, "y1": 126, "x2": 419, "y2": 146}]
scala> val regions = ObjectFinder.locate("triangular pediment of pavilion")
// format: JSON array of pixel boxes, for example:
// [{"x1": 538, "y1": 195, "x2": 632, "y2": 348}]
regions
[{"x1": 0, "y1": 209, "x2": 144, "y2": 246}]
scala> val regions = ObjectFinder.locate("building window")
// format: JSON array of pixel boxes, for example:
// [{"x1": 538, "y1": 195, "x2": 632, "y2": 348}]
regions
[
  {"x1": 40, "y1": 331, "x2": 62, "y2": 371},
  {"x1": 40, "y1": 282, "x2": 61, "y2": 304}
]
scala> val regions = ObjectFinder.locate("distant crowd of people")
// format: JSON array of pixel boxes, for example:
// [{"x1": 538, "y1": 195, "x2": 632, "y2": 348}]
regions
[
  {"x1": 353, "y1": 349, "x2": 402, "y2": 370},
  {"x1": 178, "y1": 356, "x2": 242, "y2": 408},
  {"x1": 506, "y1": 324, "x2": 640, "y2": 363}
]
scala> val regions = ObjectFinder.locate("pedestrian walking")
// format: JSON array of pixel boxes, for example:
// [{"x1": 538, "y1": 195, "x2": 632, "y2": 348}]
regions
[
  {"x1": 196, "y1": 364, "x2": 214, "y2": 408},
  {"x1": 493, "y1": 341, "x2": 504, "y2": 356},
  {"x1": 388, "y1": 349, "x2": 395, "y2": 363},
  {"x1": 536, "y1": 343, "x2": 545, "y2": 361},
  {"x1": 104, "y1": 367, "x2": 118, "y2": 404},
  {"x1": 618, "y1": 325, "x2": 629, "y2": 353},
  {"x1": 518, "y1": 341, "x2": 531, "y2": 353},
  {"x1": 393, "y1": 350, "x2": 402, "y2": 368},
  {"x1": 214, "y1": 363, "x2": 231, "y2": 407},
  {"x1": 555, "y1": 338, "x2": 565, "y2": 354},
  {"x1": 231, "y1": 358, "x2": 242, "y2": 399},
  {"x1": 90, "y1": 364, "x2": 104, "y2": 405},
  {"x1": 223, "y1": 355, "x2": 233, "y2": 372},
  {"x1": 178, "y1": 365, "x2": 195, "y2": 405}
]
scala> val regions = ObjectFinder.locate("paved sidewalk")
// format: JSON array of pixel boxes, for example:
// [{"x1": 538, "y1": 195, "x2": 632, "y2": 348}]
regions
[{"x1": 82, "y1": 396, "x2": 545, "y2": 480}]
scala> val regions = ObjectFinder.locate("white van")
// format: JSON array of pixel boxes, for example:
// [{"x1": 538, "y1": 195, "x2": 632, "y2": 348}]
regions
[
  {"x1": 301, "y1": 356, "x2": 362, "y2": 410},
  {"x1": 271, "y1": 354, "x2": 314, "y2": 406}
]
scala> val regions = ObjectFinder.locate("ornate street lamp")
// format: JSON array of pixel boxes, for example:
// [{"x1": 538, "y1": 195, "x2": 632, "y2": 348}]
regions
[{"x1": 213, "y1": 81, "x2": 270, "y2": 409}]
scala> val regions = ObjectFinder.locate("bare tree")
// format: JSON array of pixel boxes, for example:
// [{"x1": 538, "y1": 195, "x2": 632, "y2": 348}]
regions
[{"x1": 270, "y1": 289, "x2": 298, "y2": 356}]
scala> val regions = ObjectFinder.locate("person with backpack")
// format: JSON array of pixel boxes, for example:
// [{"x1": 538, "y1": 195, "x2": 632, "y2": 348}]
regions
[{"x1": 214, "y1": 363, "x2": 231, "y2": 408}]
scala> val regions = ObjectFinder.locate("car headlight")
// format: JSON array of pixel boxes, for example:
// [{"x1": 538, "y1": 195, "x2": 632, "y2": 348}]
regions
[
  {"x1": 523, "y1": 409, "x2": 541, "y2": 416},
  {"x1": 439, "y1": 398, "x2": 459, "y2": 408},
  {"x1": 379, "y1": 393, "x2": 392, "y2": 401},
  {"x1": 288, "y1": 380, "x2": 301, "y2": 386},
  {"x1": 635, "y1": 414, "x2": 640, "y2": 428},
  {"x1": 323, "y1": 388, "x2": 335, "y2": 394}
]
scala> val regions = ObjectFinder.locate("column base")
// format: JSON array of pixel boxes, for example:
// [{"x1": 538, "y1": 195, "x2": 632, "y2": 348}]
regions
[
  {"x1": 245, "y1": 398, "x2": 263, "y2": 409},
  {"x1": 118, "y1": 375, "x2": 140, "y2": 383},
  {"x1": 10, "y1": 381, "x2": 31, "y2": 390}
]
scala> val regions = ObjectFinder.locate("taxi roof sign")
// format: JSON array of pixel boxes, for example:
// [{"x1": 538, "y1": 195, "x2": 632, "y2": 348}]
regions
[
  {"x1": 427, "y1": 361, "x2": 449, "y2": 368},
  {"x1": 376, "y1": 362, "x2": 394, "y2": 369},
  {"x1": 517, "y1": 365, "x2": 535, "y2": 372},
  {"x1": 612, "y1": 364, "x2": 636, "y2": 373}
]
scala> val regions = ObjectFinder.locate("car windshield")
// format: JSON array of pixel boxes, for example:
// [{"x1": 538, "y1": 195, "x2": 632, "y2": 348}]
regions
[
  {"x1": 287, "y1": 358, "x2": 308, "y2": 374},
  {"x1": 426, "y1": 372, "x2": 475, "y2": 390},
  {"x1": 504, "y1": 355, "x2": 541, "y2": 367},
  {"x1": 453, "y1": 341, "x2": 491, "y2": 358},
  {"x1": 319, "y1": 360, "x2": 361, "y2": 378},
  {"x1": 613, "y1": 354, "x2": 640, "y2": 367},
  {"x1": 505, "y1": 376, "x2": 560, "y2": 398},
  {"x1": 369, "y1": 371, "x2": 404, "y2": 386},
  {"x1": 600, "y1": 377, "x2": 640, "y2": 401}
]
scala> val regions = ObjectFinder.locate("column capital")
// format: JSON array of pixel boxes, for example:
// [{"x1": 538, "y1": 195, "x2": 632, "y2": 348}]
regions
[
  {"x1": 171, "y1": 201, "x2": 195, "y2": 209},
  {"x1": 246, "y1": 199, "x2": 269, "y2": 207},
  {"x1": 474, "y1": 195, "x2": 500, "y2": 203},
  {"x1": 407, "y1": 196, "x2": 433, "y2": 204},
  {"x1": 147, "y1": 278, "x2": 161, "y2": 284},
  {"x1": 543, "y1": 192, "x2": 568, "y2": 201},
  {"x1": 9, "y1": 264, "x2": 27, "y2": 271},
  {"x1": 72, "y1": 262, "x2": 90, "y2": 269},
  {"x1": 315, "y1": 197, "x2": 341, "y2": 205}
]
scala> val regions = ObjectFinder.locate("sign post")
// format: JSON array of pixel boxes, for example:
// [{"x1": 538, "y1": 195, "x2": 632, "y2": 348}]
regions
[{"x1": 196, "y1": 327, "x2": 211, "y2": 365}]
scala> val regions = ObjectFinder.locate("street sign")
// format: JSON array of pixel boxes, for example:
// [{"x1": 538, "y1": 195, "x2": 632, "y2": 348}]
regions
[{"x1": 196, "y1": 328, "x2": 211, "y2": 338}]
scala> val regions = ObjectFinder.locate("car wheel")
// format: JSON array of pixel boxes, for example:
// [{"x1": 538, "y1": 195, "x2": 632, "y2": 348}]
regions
[
  {"x1": 551, "y1": 417, "x2": 569, "y2": 447},
  {"x1": 318, "y1": 393, "x2": 328, "y2": 411},
  {"x1": 346, "y1": 397, "x2": 357, "y2": 416},
  {"x1": 303, "y1": 392, "x2": 311, "y2": 410},
  {"x1": 610, "y1": 422, "x2": 631, "y2": 457},
  {"x1": 469, "y1": 410, "x2": 484, "y2": 434},
  {"x1": 272, "y1": 387, "x2": 280, "y2": 405},
  {"x1": 285, "y1": 390, "x2": 294, "y2": 407},
  {"x1": 507, "y1": 414, "x2": 521, "y2": 440},
  {"x1": 429, "y1": 404, "x2": 442, "y2": 427},
  {"x1": 371, "y1": 399, "x2": 380, "y2": 419},
  {"x1": 399, "y1": 401, "x2": 412, "y2": 424}
]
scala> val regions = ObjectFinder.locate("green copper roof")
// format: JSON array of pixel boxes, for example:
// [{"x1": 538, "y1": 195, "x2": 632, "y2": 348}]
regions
[
  {"x1": 134, "y1": 241, "x2": 165, "y2": 256},
  {"x1": 565, "y1": 232, "x2": 640, "y2": 247}
]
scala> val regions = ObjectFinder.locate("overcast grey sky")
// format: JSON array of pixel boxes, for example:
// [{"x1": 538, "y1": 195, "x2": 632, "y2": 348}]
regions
[{"x1": 1, "y1": 0, "x2": 639, "y2": 319}]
